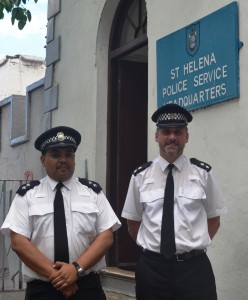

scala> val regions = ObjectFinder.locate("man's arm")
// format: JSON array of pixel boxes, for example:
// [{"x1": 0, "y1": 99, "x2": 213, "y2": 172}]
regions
[
  {"x1": 207, "y1": 216, "x2": 220, "y2": 239},
  {"x1": 50, "y1": 228, "x2": 113, "y2": 290},
  {"x1": 76, "y1": 227, "x2": 113, "y2": 269},
  {"x1": 127, "y1": 220, "x2": 141, "y2": 241},
  {"x1": 11, "y1": 231, "x2": 78, "y2": 297},
  {"x1": 11, "y1": 231, "x2": 56, "y2": 278}
]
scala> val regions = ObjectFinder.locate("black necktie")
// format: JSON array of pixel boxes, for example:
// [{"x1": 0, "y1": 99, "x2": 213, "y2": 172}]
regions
[
  {"x1": 160, "y1": 164, "x2": 176, "y2": 258},
  {"x1": 54, "y1": 182, "x2": 69, "y2": 262}
]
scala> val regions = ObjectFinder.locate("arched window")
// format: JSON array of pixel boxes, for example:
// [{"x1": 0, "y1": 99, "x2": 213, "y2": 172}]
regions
[{"x1": 110, "y1": 0, "x2": 147, "y2": 58}]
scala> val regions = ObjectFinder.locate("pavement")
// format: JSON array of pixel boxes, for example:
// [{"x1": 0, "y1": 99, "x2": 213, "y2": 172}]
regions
[
  {"x1": 0, "y1": 290, "x2": 135, "y2": 300},
  {"x1": 106, "y1": 291, "x2": 135, "y2": 299},
  {"x1": 0, "y1": 290, "x2": 25, "y2": 300}
]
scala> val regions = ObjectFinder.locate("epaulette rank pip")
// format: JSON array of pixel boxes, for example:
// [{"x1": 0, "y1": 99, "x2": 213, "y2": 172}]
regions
[
  {"x1": 78, "y1": 178, "x2": 102, "y2": 194},
  {"x1": 133, "y1": 161, "x2": 152, "y2": 176},
  {"x1": 190, "y1": 158, "x2": 212, "y2": 172},
  {"x1": 16, "y1": 180, "x2": 41, "y2": 196}
]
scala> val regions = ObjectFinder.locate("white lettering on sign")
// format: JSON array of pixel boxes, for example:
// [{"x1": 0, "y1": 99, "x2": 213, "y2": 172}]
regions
[
  {"x1": 183, "y1": 53, "x2": 217, "y2": 75},
  {"x1": 170, "y1": 67, "x2": 180, "y2": 79},
  {"x1": 193, "y1": 65, "x2": 227, "y2": 87},
  {"x1": 177, "y1": 83, "x2": 226, "y2": 106},
  {"x1": 161, "y1": 52, "x2": 229, "y2": 108},
  {"x1": 162, "y1": 80, "x2": 187, "y2": 97}
]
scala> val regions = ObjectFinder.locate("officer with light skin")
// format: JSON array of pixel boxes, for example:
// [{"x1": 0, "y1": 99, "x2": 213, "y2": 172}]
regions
[
  {"x1": 1, "y1": 126, "x2": 121, "y2": 300},
  {"x1": 122, "y1": 104, "x2": 227, "y2": 300}
]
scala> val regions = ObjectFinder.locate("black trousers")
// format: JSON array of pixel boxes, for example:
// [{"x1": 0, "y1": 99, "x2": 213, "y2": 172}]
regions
[
  {"x1": 136, "y1": 251, "x2": 217, "y2": 300},
  {"x1": 25, "y1": 273, "x2": 106, "y2": 300}
]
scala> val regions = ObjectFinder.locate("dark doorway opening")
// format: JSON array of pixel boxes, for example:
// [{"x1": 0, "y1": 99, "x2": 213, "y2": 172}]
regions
[{"x1": 107, "y1": 0, "x2": 148, "y2": 268}]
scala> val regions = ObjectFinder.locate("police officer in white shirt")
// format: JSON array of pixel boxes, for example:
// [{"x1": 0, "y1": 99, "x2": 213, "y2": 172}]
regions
[
  {"x1": 1, "y1": 126, "x2": 121, "y2": 300},
  {"x1": 121, "y1": 104, "x2": 227, "y2": 300}
]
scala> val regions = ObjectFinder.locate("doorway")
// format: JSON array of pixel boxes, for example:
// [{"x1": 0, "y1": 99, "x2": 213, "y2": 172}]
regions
[{"x1": 107, "y1": 0, "x2": 148, "y2": 268}]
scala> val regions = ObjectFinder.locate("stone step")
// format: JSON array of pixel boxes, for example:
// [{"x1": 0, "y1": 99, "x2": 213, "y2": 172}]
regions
[{"x1": 101, "y1": 267, "x2": 136, "y2": 299}]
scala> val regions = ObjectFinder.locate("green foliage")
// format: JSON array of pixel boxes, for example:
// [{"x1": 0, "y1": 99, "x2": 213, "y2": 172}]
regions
[{"x1": 0, "y1": 0, "x2": 38, "y2": 30}]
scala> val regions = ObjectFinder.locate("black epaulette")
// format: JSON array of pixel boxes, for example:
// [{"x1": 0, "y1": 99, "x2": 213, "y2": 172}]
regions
[
  {"x1": 190, "y1": 158, "x2": 212, "y2": 172},
  {"x1": 133, "y1": 161, "x2": 152, "y2": 176},
  {"x1": 78, "y1": 178, "x2": 102, "y2": 194},
  {"x1": 16, "y1": 180, "x2": 41, "y2": 196}
]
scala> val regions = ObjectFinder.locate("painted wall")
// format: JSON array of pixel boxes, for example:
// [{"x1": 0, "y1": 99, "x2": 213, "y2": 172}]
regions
[
  {"x1": 50, "y1": 0, "x2": 108, "y2": 182},
  {"x1": 0, "y1": 55, "x2": 45, "y2": 99},
  {"x1": 0, "y1": 82, "x2": 45, "y2": 181},
  {"x1": 0, "y1": 55, "x2": 46, "y2": 181},
  {"x1": 49, "y1": 0, "x2": 247, "y2": 299}
]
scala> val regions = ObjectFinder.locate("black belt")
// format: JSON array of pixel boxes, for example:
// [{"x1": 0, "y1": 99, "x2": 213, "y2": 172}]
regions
[{"x1": 143, "y1": 248, "x2": 206, "y2": 262}]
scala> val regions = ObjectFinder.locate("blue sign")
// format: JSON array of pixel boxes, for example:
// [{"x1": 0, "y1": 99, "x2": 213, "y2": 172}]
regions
[{"x1": 156, "y1": 2, "x2": 241, "y2": 111}]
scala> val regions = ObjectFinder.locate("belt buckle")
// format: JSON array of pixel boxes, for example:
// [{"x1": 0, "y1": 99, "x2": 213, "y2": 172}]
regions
[{"x1": 176, "y1": 254, "x2": 184, "y2": 262}]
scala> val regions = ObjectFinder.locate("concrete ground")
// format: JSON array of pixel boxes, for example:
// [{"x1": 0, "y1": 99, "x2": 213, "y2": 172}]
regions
[
  {"x1": 0, "y1": 290, "x2": 135, "y2": 300},
  {"x1": 105, "y1": 291, "x2": 135, "y2": 300},
  {"x1": 0, "y1": 290, "x2": 25, "y2": 300}
]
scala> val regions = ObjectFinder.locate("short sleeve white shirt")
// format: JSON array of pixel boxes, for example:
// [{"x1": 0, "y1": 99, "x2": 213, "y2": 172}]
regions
[
  {"x1": 121, "y1": 155, "x2": 227, "y2": 253},
  {"x1": 1, "y1": 176, "x2": 121, "y2": 282}
]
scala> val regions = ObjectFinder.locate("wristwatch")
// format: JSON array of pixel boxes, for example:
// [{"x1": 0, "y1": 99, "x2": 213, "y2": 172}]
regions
[{"x1": 72, "y1": 262, "x2": 86, "y2": 277}]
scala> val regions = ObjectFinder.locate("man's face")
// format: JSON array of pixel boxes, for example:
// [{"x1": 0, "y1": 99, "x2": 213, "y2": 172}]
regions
[
  {"x1": 155, "y1": 127, "x2": 189, "y2": 162},
  {"x1": 41, "y1": 146, "x2": 76, "y2": 182}
]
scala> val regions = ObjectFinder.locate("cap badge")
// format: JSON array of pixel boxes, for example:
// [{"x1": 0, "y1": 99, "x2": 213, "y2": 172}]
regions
[
  {"x1": 57, "y1": 132, "x2": 65, "y2": 141},
  {"x1": 167, "y1": 113, "x2": 177, "y2": 120}
]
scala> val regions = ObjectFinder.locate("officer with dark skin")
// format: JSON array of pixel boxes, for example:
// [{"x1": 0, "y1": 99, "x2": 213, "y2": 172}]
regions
[{"x1": 1, "y1": 126, "x2": 121, "y2": 299}]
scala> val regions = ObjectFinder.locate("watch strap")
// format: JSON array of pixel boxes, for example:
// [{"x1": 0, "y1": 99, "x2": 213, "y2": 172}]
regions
[{"x1": 72, "y1": 261, "x2": 86, "y2": 277}]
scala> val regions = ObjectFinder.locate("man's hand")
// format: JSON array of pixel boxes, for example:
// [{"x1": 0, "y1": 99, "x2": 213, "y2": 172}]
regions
[
  {"x1": 49, "y1": 261, "x2": 78, "y2": 290},
  {"x1": 60, "y1": 282, "x2": 79, "y2": 298}
]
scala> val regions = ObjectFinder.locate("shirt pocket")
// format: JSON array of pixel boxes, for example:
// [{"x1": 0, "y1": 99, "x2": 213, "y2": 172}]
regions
[
  {"x1": 140, "y1": 188, "x2": 164, "y2": 217},
  {"x1": 179, "y1": 187, "x2": 206, "y2": 199},
  {"x1": 29, "y1": 203, "x2": 54, "y2": 237},
  {"x1": 140, "y1": 188, "x2": 164, "y2": 203},
  {"x1": 178, "y1": 187, "x2": 206, "y2": 211},
  {"x1": 71, "y1": 201, "x2": 99, "y2": 236}
]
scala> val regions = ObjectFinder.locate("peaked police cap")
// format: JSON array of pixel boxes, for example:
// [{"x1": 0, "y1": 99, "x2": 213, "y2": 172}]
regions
[
  {"x1": 151, "y1": 103, "x2": 193, "y2": 128},
  {"x1": 34, "y1": 126, "x2": 81, "y2": 153}
]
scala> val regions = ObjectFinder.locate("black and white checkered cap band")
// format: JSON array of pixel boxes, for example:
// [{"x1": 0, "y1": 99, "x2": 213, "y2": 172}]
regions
[
  {"x1": 40, "y1": 134, "x2": 76, "y2": 151},
  {"x1": 157, "y1": 112, "x2": 188, "y2": 124}
]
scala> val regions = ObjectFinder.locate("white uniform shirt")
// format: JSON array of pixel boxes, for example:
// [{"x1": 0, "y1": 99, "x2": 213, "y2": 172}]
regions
[
  {"x1": 1, "y1": 176, "x2": 121, "y2": 282},
  {"x1": 121, "y1": 155, "x2": 227, "y2": 253}
]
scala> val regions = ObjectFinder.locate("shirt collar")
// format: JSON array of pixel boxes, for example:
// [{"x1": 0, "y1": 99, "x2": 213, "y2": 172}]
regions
[
  {"x1": 158, "y1": 154, "x2": 185, "y2": 172},
  {"x1": 47, "y1": 175, "x2": 73, "y2": 191}
]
